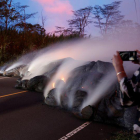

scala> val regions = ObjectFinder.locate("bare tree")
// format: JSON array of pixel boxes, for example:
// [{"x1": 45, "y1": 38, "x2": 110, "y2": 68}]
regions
[
  {"x1": 17, "y1": 5, "x2": 37, "y2": 32},
  {"x1": 68, "y1": 6, "x2": 93, "y2": 37},
  {"x1": 41, "y1": 11, "x2": 47, "y2": 29},
  {"x1": 93, "y1": 1, "x2": 124, "y2": 36},
  {"x1": 0, "y1": 1, "x2": 37, "y2": 31},
  {"x1": 54, "y1": 26, "x2": 65, "y2": 35},
  {"x1": 54, "y1": 26, "x2": 75, "y2": 36}
]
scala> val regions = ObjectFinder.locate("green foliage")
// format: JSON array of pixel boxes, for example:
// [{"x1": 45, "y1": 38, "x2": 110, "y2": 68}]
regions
[
  {"x1": 0, "y1": 27, "x2": 80, "y2": 65},
  {"x1": 0, "y1": 0, "x2": 80, "y2": 65},
  {"x1": 110, "y1": 131, "x2": 138, "y2": 140},
  {"x1": 1, "y1": 0, "x2": 139, "y2": 66}
]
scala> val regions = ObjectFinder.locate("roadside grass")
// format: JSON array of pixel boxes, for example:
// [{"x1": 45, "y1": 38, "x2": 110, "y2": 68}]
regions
[{"x1": 110, "y1": 130, "x2": 138, "y2": 140}]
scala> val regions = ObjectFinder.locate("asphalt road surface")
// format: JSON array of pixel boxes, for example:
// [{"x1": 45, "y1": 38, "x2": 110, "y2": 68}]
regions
[{"x1": 0, "y1": 76, "x2": 122, "y2": 140}]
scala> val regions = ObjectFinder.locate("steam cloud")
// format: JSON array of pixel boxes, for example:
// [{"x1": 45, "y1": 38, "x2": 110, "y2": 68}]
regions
[{"x1": 1, "y1": 28, "x2": 140, "y2": 110}]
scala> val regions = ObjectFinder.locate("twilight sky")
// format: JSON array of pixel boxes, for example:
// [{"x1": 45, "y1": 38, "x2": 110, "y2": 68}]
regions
[{"x1": 13, "y1": 0, "x2": 140, "y2": 36}]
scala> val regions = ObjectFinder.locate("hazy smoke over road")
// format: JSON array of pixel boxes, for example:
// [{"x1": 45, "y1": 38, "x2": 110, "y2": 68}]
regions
[{"x1": 1, "y1": 27, "x2": 140, "y2": 110}]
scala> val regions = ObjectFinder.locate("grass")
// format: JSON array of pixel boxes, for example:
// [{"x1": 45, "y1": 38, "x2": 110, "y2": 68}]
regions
[{"x1": 109, "y1": 130, "x2": 138, "y2": 140}]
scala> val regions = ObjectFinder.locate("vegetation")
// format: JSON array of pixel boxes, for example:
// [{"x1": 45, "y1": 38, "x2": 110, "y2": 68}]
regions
[
  {"x1": 109, "y1": 130, "x2": 138, "y2": 140},
  {"x1": 0, "y1": 0, "x2": 140, "y2": 65},
  {"x1": 0, "y1": 0, "x2": 80, "y2": 65},
  {"x1": 0, "y1": 26, "x2": 80, "y2": 65},
  {"x1": 93, "y1": 1, "x2": 124, "y2": 36},
  {"x1": 0, "y1": 1, "x2": 139, "y2": 138}
]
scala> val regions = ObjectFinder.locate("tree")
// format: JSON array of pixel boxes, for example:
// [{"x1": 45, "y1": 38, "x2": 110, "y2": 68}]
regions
[
  {"x1": 41, "y1": 11, "x2": 46, "y2": 30},
  {"x1": 54, "y1": 26, "x2": 75, "y2": 36},
  {"x1": 16, "y1": 4, "x2": 37, "y2": 32},
  {"x1": 93, "y1": 1, "x2": 124, "y2": 36},
  {"x1": 68, "y1": 6, "x2": 93, "y2": 37},
  {"x1": 0, "y1": 0, "x2": 37, "y2": 31},
  {"x1": 0, "y1": 0, "x2": 21, "y2": 30}
]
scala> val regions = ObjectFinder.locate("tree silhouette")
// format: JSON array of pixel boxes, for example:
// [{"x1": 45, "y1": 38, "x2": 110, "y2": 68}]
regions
[
  {"x1": 93, "y1": 1, "x2": 124, "y2": 36},
  {"x1": 68, "y1": 6, "x2": 93, "y2": 37},
  {"x1": 0, "y1": 0, "x2": 21, "y2": 30},
  {"x1": 0, "y1": 0, "x2": 37, "y2": 31}
]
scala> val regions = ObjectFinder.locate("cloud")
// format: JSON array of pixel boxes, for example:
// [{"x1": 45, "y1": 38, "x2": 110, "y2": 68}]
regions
[
  {"x1": 34, "y1": 0, "x2": 55, "y2": 4},
  {"x1": 44, "y1": 1, "x2": 73, "y2": 15},
  {"x1": 33, "y1": 0, "x2": 73, "y2": 33}
]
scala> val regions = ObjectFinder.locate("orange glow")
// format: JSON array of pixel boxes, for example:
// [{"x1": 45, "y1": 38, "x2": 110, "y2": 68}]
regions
[
  {"x1": 52, "y1": 83, "x2": 55, "y2": 88},
  {"x1": 61, "y1": 77, "x2": 65, "y2": 82}
]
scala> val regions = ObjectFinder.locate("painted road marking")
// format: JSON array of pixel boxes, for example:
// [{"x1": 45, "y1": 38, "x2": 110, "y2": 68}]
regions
[
  {"x1": 58, "y1": 121, "x2": 92, "y2": 140},
  {"x1": 0, "y1": 91, "x2": 28, "y2": 99}
]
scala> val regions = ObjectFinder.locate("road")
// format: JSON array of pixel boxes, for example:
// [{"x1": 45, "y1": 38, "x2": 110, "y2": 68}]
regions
[{"x1": 0, "y1": 76, "x2": 122, "y2": 140}]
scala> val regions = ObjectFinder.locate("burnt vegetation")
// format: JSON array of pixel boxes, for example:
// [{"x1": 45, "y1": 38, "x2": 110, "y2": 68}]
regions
[{"x1": 0, "y1": 0, "x2": 140, "y2": 65}]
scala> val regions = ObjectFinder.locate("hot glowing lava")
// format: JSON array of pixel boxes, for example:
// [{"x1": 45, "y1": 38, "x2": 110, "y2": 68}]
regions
[
  {"x1": 52, "y1": 82, "x2": 55, "y2": 88},
  {"x1": 61, "y1": 77, "x2": 65, "y2": 82}
]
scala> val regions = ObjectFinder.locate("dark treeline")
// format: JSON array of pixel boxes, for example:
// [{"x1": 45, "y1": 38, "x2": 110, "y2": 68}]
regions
[
  {"x1": 0, "y1": 0, "x2": 140, "y2": 65},
  {"x1": 0, "y1": 0, "x2": 80, "y2": 64}
]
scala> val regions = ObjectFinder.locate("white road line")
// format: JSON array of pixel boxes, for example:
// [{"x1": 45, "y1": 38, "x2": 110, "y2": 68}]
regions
[{"x1": 58, "y1": 121, "x2": 92, "y2": 140}]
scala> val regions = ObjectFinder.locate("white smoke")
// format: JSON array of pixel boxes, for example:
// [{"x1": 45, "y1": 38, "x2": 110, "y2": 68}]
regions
[{"x1": 1, "y1": 28, "x2": 140, "y2": 110}]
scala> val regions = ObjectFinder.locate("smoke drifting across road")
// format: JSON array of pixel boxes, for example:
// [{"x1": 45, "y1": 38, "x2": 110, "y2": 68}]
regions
[{"x1": 1, "y1": 28, "x2": 140, "y2": 110}]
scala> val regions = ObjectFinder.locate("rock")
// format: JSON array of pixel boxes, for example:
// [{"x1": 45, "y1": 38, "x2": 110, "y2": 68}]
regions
[
  {"x1": 123, "y1": 106, "x2": 137, "y2": 129},
  {"x1": 19, "y1": 65, "x2": 29, "y2": 78},
  {"x1": 15, "y1": 78, "x2": 22, "y2": 89},
  {"x1": 15, "y1": 79, "x2": 29, "y2": 89},
  {"x1": 3, "y1": 68, "x2": 19, "y2": 77},
  {"x1": 45, "y1": 60, "x2": 117, "y2": 112},
  {"x1": 3, "y1": 65, "x2": 27, "y2": 77},
  {"x1": 81, "y1": 105, "x2": 96, "y2": 120},
  {"x1": 64, "y1": 61, "x2": 108, "y2": 97},
  {"x1": 43, "y1": 60, "x2": 137, "y2": 129},
  {"x1": 11, "y1": 58, "x2": 137, "y2": 129},
  {"x1": 21, "y1": 80, "x2": 29, "y2": 89},
  {"x1": 44, "y1": 88, "x2": 58, "y2": 106},
  {"x1": 73, "y1": 105, "x2": 97, "y2": 120},
  {"x1": 44, "y1": 57, "x2": 74, "y2": 78},
  {"x1": 73, "y1": 90, "x2": 88, "y2": 109},
  {"x1": 27, "y1": 75, "x2": 49, "y2": 92},
  {"x1": 16, "y1": 75, "x2": 49, "y2": 92},
  {"x1": 61, "y1": 90, "x2": 88, "y2": 110}
]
